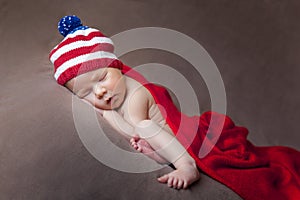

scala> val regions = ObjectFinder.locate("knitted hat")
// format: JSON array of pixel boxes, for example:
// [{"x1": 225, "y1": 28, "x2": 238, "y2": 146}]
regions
[{"x1": 49, "y1": 15, "x2": 123, "y2": 85}]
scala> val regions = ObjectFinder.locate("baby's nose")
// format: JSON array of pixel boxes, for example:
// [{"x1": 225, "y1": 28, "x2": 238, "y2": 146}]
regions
[{"x1": 93, "y1": 84, "x2": 107, "y2": 98}]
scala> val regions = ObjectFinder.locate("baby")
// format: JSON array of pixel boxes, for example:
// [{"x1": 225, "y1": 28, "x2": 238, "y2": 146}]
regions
[{"x1": 50, "y1": 15, "x2": 200, "y2": 189}]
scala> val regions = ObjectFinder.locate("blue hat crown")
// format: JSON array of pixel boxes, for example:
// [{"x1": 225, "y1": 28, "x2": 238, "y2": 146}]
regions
[{"x1": 58, "y1": 15, "x2": 88, "y2": 37}]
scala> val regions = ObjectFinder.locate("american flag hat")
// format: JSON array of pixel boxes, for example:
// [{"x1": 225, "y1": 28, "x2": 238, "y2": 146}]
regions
[{"x1": 49, "y1": 15, "x2": 123, "y2": 85}]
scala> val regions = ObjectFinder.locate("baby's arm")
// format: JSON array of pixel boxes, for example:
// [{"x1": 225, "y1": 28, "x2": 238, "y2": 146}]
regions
[
  {"x1": 127, "y1": 90, "x2": 200, "y2": 189},
  {"x1": 126, "y1": 88, "x2": 186, "y2": 163},
  {"x1": 102, "y1": 110, "x2": 168, "y2": 164},
  {"x1": 102, "y1": 110, "x2": 134, "y2": 140},
  {"x1": 134, "y1": 119, "x2": 200, "y2": 189}
]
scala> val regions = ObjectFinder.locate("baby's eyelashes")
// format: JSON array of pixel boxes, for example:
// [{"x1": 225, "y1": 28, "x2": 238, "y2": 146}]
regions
[{"x1": 100, "y1": 75, "x2": 107, "y2": 81}]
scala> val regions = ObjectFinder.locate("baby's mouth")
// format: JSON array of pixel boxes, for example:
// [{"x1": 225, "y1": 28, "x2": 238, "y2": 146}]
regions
[
  {"x1": 105, "y1": 94, "x2": 116, "y2": 104},
  {"x1": 107, "y1": 96, "x2": 112, "y2": 104}
]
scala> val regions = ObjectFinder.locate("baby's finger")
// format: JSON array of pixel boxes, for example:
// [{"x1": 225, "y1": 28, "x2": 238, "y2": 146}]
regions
[
  {"x1": 137, "y1": 145, "x2": 142, "y2": 152},
  {"x1": 132, "y1": 134, "x2": 140, "y2": 140}
]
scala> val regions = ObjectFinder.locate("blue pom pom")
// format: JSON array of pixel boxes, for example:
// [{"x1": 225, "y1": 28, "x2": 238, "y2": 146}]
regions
[{"x1": 58, "y1": 15, "x2": 83, "y2": 37}]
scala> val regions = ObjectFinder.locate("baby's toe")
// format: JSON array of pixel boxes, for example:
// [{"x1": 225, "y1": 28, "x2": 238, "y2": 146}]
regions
[
  {"x1": 183, "y1": 180, "x2": 188, "y2": 189},
  {"x1": 157, "y1": 174, "x2": 168, "y2": 183},
  {"x1": 167, "y1": 176, "x2": 174, "y2": 187},
  {"x1": 172, "y1": 178, "x2": 178, "y2": 189},
  {"x1": 177, "y1": 180, "x2": 183, "y2": 189}
]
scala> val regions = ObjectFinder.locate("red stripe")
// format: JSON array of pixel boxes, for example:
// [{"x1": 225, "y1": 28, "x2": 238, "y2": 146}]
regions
[
  {"x1": 53, "y1": 43, "x2": 114, "y2": 72},
  {"x1": 49, "y1": 30, "x2": 105, "y2": 58},
  {"x1": 56, "y1": 58, "x2": 123, "y2": 85}
]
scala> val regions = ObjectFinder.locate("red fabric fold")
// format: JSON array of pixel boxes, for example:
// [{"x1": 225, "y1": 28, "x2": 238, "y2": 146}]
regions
[{"x1": 122, "y1": 64, "x2": 300, "y2": 200}]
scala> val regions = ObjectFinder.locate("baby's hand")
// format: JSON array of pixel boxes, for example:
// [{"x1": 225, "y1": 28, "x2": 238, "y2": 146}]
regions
[
  {"x1": 130, "y1": 135, "x2": 142, "y2": 152},
  {"x1": 130, "y1": 135, "x2": 156, "y2": 153},
  {"x1": 130, "y1": 135, "x2": 169, "y2": 164},
  {"x1": 130, "y1": 135, "x2": 152, "y2": 153}
]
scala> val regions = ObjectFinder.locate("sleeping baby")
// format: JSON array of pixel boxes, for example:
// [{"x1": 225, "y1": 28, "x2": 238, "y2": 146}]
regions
[{"x1": 49, "y1": 15, "x2": 200, "y2": 189}]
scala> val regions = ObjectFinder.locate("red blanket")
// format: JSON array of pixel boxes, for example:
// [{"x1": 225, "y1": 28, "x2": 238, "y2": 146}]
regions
[{"x1": 122, "y1": 64, "x2": 300, "y2": 200}]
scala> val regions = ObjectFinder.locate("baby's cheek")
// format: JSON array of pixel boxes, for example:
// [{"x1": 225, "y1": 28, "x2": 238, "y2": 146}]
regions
[
  {"x1": 84, "y1": 96, "x2": 102, "y2": 108},
  {"x1": 84, "y1": 94, "x2": 112, "y2": 110},
  {"x1": 94, "y1": 101, "x2": 107, "y2": 109}
]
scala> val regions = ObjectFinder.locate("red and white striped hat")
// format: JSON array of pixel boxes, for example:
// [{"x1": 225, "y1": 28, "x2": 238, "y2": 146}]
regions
[{"x1": 49, "y1": 15, "x2": 123, "y2": 85}]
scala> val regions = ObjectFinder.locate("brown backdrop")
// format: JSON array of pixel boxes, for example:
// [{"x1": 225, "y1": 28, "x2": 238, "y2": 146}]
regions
[{"x1": 1, "y1": 0, "x2": 299, "y2": 199}]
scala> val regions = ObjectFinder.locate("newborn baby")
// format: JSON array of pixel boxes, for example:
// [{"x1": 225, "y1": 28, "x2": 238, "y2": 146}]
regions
[{"x1": 49, "y1": 15, "x2": 200, "y2": 189}]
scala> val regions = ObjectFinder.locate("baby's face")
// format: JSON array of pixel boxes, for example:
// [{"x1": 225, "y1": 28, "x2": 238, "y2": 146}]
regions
[{"x1": 65, "y1": 68, "x2": 126, "y2": 110}]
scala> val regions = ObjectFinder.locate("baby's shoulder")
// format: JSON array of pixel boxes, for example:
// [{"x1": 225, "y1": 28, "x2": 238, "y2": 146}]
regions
[
  {"x1": 128, "y1": 84, "x2": 154, "y2": 108},
  {"x1": 125, "y1": 76, "x2": 154, "y2": 105}
]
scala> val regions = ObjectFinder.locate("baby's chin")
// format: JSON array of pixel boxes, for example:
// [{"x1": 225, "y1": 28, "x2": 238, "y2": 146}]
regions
[
  {"x1": 97, "y1": 100, "x2": 122, "y2": 110},
  {"x1": 94, "y1": 93, "x2": 125, "y2": 110},
  {"x1": 111, "y1": 93, "x2": 125, "y2": 109},
  {"x1": 110, "y1": 101, "x2": 122, "y2": 110}
]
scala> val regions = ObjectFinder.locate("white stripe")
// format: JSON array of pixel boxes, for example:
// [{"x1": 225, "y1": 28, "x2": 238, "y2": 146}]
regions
[
  {"x1": 50, "y1": 37, "x2": 114, "y2": 63},
  {"x1": 61, "y1": 28, "x2": 100, "y2": 42},
  {"x1": 51, "y1": 28, "x2": 106, "y2": 54},
  {"x1": 54, "y1": 51, "x2": 117, "y2": 80}
]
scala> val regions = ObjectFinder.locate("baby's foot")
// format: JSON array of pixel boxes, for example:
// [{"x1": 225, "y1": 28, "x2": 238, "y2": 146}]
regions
[
  {"x1": 130, "y1": 136, "x2": 168, "y2": 164},
  {"x1": 157, "y1": 163, "x2": 200, "y2": 189}
]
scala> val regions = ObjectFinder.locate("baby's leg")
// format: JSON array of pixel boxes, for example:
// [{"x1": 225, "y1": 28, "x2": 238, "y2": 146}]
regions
[
  {"x1": 130, "y1": 135, "x2": 169, "y2": 164},
  {"x1": 135, "y1": 120, "x2": 200, "y2": 189}
]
